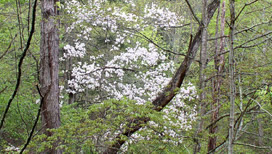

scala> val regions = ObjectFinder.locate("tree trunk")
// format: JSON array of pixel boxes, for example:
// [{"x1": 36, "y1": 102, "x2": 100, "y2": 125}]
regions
[
  {"x1": 193, "y1": 0, "x2": 208, "y2": 153},
  {"x1": 228, "y1": 0, "x2": 235, "y2": 153},
  {"x1": 208, "y1": 1, "x2": 226, "y2": 153},
  {"x1": 40, "y1": 0, "x2": 61, "y2": 153}
]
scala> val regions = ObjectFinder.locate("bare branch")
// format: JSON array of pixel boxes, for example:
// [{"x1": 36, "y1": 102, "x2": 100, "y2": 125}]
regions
[
  {"x1": 235, "y1": 20, "x2": 272, "y2": 35},
  {"x1": 208, "y1": 35, "x2": 229, "y2": 41},
  {"x1": 250, "y1": 98, "x2": 272, "y2": 118},
  {"x1": 235, "y1": 0, "x2": 259, "y2": 21},
  {"x1": 103, "y1": 66, "x2": 137, "y2": 72},
  {"x1": 234, "y1": 142, "x2": 272, "y2": 150},
  {"x1": 205, "y1": 106, "x2": 260, "y2": 130},
  {"x1": 20, "y1": 83, "x2": 43, "y2": 153},
  {"x1": 0, "y1": 34, "x2": 18, "y2": 60},
  {"x1": 235, "y1": 31, "x2": 272, "y2": 49},
  {"x1": 184, "y1": 0, "x2": 202, "y2": 25},
  {"x1": 208, "y1": 31, "x2": 272, "y2": 61},
  {"x1": 0, "y1": 86, "x2": 8, "y2": 95},
  {"x1": 236, "y1": 36, "x2": 272, "y2": 49},
  {"x1": 135, "y1": 30, "x2": 187, "y2": 56},
  {"x1": 241, "y1": 130, "x2": 272, "y2": 140}
]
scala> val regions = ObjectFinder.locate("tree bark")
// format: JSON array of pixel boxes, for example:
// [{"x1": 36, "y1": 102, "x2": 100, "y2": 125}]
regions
[
  {"x1": 193, "y1": 0, "x2": 208, "y2": 153},
  {"x1": 228, "y1": 0, "x2": 236, "y2": 153},
  {"x1": 208, "y1": 1, "x2": 226, "y2": 153},
  {"x1": 102, "y1": 0, "x2": 220, "y2": 153},
  {"x1": 40, "y1": 0, "x2": 61, "y2": 153}
]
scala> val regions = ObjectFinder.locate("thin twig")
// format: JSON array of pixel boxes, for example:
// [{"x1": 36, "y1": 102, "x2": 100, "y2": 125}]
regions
[
  {"x1": 234, "y1": 142, "x2": 272, "y2": 150},
  {"x1": 234, "y1": 31, "x2": 272, "y2": 49},
  {"x1": 15, "y1": 0, "x2": 23, "y2": 50},
  {"x1": 0, "y1": 86, "x2": 8, "y2": 95},
  {"x1": 236, "y1": 36, "x2": 272, "y2": 49},
  {"x1": 235, "y1": 0, "x2": 259, "y2": 22},
  {"x1": 0, "y1": 34, "x2": 18, "y2": 60},
  {"x1": 208, "y1": 35, "x2": 229, "y2": 41},
  {"x1": 208, "y1": 31, "x2": 272, "y2": 61},
  {"x1": 120, "y1": 26, "x2": 187, "y2": 57},
  {"x1": 235, "y1": 20, "x2": 271, "y2": 35},
  {"x1": 135, "y1": 31, "x2": 187, "y2": 56},
  {"x1": 250, "y1": 98, "x2": 272, "y2": 118}
]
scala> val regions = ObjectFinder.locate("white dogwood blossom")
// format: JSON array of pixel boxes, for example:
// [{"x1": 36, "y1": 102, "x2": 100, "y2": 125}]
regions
[
  {"x1": 144, "y1": 3, "x2": 182, "y2": 29},
  {"x1": 61, "y1": 0, "x2": 196, "y2": 150},
  {"x1": 63, "y1": 42, "x2": 86, "y2": 58}
]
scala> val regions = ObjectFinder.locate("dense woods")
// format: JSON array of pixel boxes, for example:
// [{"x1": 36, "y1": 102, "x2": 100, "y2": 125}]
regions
[{"x1": 0, "y1": 0, "x2": 271, "y2": 153}]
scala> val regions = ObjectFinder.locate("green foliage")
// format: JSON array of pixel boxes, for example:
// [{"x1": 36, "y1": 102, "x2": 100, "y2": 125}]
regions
[{"x1": 28, "y1": 98, "x2": 192, "y2": 153}]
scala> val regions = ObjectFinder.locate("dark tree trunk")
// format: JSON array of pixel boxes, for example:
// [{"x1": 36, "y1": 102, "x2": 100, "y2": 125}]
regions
[{"x1": 39, "y1": 0, "x2": 61, "y2": 153}]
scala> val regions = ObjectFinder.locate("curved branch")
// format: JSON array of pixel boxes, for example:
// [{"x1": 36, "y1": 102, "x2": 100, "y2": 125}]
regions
[
  {"x1": 0, "y1": 0, "x2": 38, "y2": 130},
  {"x1": 20, "y1": 84, "x2": 43, "y2": 153}
]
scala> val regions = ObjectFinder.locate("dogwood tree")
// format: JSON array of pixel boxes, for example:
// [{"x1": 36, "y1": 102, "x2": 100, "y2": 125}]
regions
[{"x1": 55, "y1": 0, "x2": 199, "y2": 152}]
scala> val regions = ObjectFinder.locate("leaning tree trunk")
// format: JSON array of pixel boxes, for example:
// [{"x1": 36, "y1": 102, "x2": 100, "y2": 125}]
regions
[
  {"x1": 103, "y1": 0, "x2": 220, "y2": 153},
  {"x1": 40, "y1": 0, "x2": 61, "y2": 153}
]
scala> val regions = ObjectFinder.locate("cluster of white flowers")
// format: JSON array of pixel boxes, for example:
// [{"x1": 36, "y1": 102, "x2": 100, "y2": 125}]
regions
[
  {"x1": 67, "y1": 62, "x2": 101, "y2": 93},
  {"x1": 61, "y1": 0, "x2": 197, "y2": 148},
  {"x1": 121, "y1": 84, "x2": 197, "y2": 149},
  {"x1": 163, "y1": 85, "x2": 198, "y2": 130},
  {"x1": 4, "y1": 144, "x2": 19, "y2": 152},
  {"x1": 144, "y1": 3, "x2": 182, "y2": 29},
  {"x1": 66, "y1": 43, "x2": 170, "y2": 99},
  {"x1": 62, "y1": 42, "x2": 86, "y2": 59},
  {"x1": 112, "y1": 8, "x2": 139, "y2": 23},
  {"x1": 65, "y1": 0, "x2": 118, "y2": 35}
]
